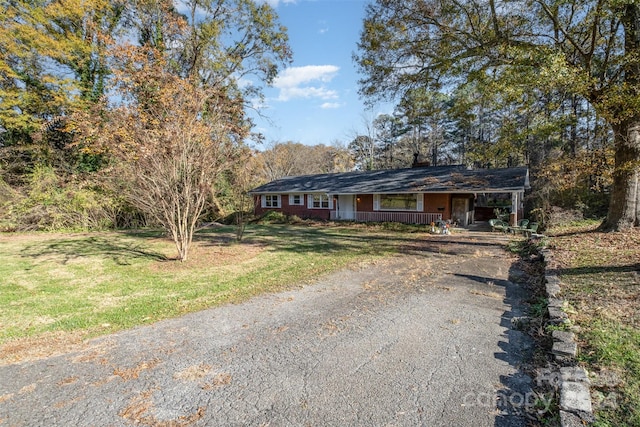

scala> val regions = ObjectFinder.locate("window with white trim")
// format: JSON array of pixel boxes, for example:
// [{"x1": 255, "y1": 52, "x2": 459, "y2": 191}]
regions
[
  {"x1": 262, "y1": 194, "x2": 281, "y2": 208},
  {"x1": 289, "y1": 194, "x2": 303, "y2": 206},
  {"x1": 374, "y1": 194, "x2": 422, "y2": 211},
  {"x1": 308, "y1": 194, "x2": 332, "y2": 209}
]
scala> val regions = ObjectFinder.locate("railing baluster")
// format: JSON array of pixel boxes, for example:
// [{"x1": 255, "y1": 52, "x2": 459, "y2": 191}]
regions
[{"x1": 339, "y1": 211, "x2": 442, "y2": 224}]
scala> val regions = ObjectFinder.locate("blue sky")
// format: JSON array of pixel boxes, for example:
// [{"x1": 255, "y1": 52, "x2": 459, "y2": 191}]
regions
[{"x1": 251, "y1": 0, "x2": 386, "y2": 147}]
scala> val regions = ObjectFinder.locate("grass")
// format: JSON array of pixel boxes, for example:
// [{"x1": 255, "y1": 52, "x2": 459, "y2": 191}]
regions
[
  {"x1": 0, "y1": 223, "x2": 419, "y2": 363},
  {"x1": 546, "y1": 220, "x2": 640, "y2": 427}
]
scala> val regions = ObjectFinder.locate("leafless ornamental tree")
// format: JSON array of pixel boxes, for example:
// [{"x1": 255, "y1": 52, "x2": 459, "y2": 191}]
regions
[{"x1": 108, "y1": 64, "x2": 238, "y2": 262}]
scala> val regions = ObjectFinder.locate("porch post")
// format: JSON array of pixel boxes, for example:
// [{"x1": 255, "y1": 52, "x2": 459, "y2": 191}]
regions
[
  {"x1": 511, "y1": 192, "x2": 518, "y2": 225},
  {"x1": 331, "y1": 194, "x2": 337, "y2": 220}
]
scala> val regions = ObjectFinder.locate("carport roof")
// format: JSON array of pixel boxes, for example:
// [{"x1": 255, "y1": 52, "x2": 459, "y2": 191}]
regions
[{"x1": 250, "y1": 165, "x2": 530, "y2": 195}]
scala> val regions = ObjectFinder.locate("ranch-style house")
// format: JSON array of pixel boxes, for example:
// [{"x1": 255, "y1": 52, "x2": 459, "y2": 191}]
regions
[{"x1": 250, "y1": 165, "x2": 530, "y2": 227}]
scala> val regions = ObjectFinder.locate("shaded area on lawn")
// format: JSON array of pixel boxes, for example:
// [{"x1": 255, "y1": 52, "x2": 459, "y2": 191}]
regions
[
  {"x1": 551, "y1": 264, "x2": 640, "y2": 277},
  {"x1": 19, "y1": 235, "x2": 168, "y2": 266},
  {"x1": 229, "y1": 224, "x2": 414, "y2": 256}
]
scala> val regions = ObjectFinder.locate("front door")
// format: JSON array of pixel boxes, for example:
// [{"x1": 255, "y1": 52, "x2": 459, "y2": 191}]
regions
[
  {"x1": 451, "y1": 197, "x2": 470, "y2": 226},
  {"x1": 337, "y1": 195, "x2": 355, "y2": 220}
]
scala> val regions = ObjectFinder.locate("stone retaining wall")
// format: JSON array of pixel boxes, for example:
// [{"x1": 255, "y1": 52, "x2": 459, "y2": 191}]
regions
[{"x1": 539, "y1": 247, "x2": 594, "y2": 426}]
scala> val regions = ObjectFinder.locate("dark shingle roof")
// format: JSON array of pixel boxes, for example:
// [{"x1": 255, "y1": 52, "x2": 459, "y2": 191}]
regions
[{"x1": 250, "y1": 166, "x2": 529, "y2": 194}]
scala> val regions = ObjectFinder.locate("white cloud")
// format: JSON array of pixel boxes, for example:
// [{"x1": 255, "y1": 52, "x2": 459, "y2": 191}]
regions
[
  {"x1": 274, "y1": 65, "x2": 339, "y2": 87},
  {"x1": 273, "y1": 65, "x2": 340, "y2": 101},
  {"x1": 320, "y1": 102, "x2": 341, "y2": 109},
  {"x1": 263, "y1": 0, "x2": 297, "y2": 7},
  {"x1": 318, "y1": 20, "x2": 329, "y2": 34},
  {"x1": 279, "y1": 86, "x2": 338, "y2": 101}
]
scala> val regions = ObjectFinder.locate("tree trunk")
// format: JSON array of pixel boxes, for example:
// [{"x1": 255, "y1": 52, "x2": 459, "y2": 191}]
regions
[
  {"x1": 603, "y1": 121, "x2": 640, "y2": 230},
  {"x1": 602, "y1": 4, "x2": 640, "y2": 230}
]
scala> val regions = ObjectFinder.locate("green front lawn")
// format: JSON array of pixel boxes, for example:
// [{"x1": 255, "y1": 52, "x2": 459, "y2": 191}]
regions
[{"x1": 0, "y1": 223, "x2": 416, "y2": 362}]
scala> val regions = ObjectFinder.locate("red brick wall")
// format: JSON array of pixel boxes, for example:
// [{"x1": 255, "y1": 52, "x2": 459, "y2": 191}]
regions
[
  {"x1": 423, "y1": 193, "x2": 451, "y2": 220},
  {"x1": 255, "y1": 193, "x2": 462, "y2": 222},
  {"x1": 253, "y1": 195, "x2": 331, "y2": 220},
  {"x1": 253, "y1": 195, "x2": 276, "y2": 217}
]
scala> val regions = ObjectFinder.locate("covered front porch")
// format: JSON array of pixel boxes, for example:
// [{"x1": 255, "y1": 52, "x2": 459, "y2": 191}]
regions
[
  {"x1": 329, "y1": 193, "x2": 443, "y2": 225},
  {"x1": 474, "y1": 191, "x2": 526, "y2": 225},
  {"x1": 329, "y1": 190, "x2": 525, "y2": 227},
  {"x1": 330, "y1": 210, "x2": 443, "y2": 224}
]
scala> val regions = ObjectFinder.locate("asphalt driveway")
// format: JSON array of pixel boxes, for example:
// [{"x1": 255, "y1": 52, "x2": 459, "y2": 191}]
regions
[{"x1": 0, "y1": 231, "x2": 535, "y2": 426}]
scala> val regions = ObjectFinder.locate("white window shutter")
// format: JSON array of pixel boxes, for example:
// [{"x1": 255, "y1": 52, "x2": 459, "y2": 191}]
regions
[
  {"x1": 328, "y1": 195, "x2": 334, "y2": 210},
  {"x1": 261, "y1": 195, "x2": 266, "y2": 208},
  {"x1": 307, "y1": 194, "x2": 313, "y2": 209},
  {"x1": 373, "y1": 194, "x2": 380, "y2": 211},
  {"x1": 416, "y1": 194, "x2": 423, "y2": 211},
  {"x1": 289, "y1": 194, "x2": 294, "y2": 205}
]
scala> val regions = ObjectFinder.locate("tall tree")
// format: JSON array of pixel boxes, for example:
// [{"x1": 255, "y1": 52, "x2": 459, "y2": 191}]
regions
[
  {"x1": 396, "y1": 88, "x2": 453, "y2": 166},
  {"x1": 69, "y1": 0, "x2": 290, "y2": 253},
  {"x1": 176, "y1": 0, "x2": 291, "y2": 84},
  {"x1": 355, "y1": 0, "x2": 640, "y2": 230},
  {"x1": 86, "y1": 52, "x2": 242, "y2": 262},
  {"x1": 373, "y1": 114, "x2": 409, "y2": 168},
  {"x1": 1, "y1": 0, "x2": 123, "y2": 140},
  {"x1": 1, "y1": 0, "x2": 291, "y2": 145},
  {"x1": 348, "y1": 134, "x2": 377, "y2": 171}
]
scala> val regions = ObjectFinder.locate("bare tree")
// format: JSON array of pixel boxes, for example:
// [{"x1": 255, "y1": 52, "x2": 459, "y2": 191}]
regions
[
  {"x1": 254, "y1": 141, "x2": 353, "y2": 181},
  {"x1": 88, "y1": 53, "x2": 241, "y2": 262},
  {"x1": 258, "y1": 141, "x2": 304, "y2": 181},
  {"x1": 128, "y1": 91, "x2": 233, "y2": 260},
  {"x1": 222, "y1": 146, "x2": 257, "y2": 241},
  {"x1": 348, "y1": 113, "x2": 379, "y2": 171}
]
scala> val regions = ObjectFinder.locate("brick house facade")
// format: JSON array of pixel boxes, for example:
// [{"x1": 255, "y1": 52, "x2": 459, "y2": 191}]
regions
[{"x1": 251, "y1": 166, "x2": 530, "y2": 226}]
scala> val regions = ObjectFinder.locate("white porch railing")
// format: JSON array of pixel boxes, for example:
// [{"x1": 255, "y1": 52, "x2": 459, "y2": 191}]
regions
[{"x1": 330, "y1": 211, "x2": 443, "y2": 225}]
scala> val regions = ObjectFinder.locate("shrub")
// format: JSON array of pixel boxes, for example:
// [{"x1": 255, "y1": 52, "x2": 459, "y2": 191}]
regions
[
  {"x1": 6, "y1": 165, "x2": 121, "y2": 231},
  {"x1": 257, "y1": 210, "x2": 288, "y2": 224},
  {"x1": 256, "y1": 211, "x2": 310, "y2": 225},
  {"x1": 0, "y1": 175, "x2": 21, "y2": 231}
]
